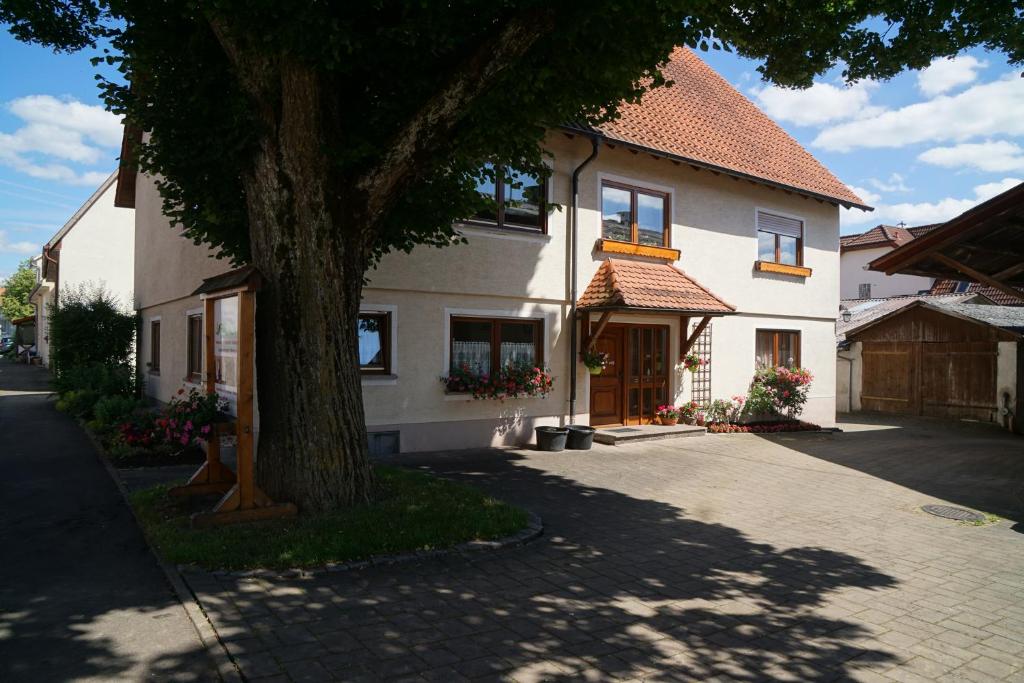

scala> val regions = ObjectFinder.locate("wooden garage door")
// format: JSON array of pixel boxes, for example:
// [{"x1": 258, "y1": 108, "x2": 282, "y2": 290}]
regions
[
  {"x1": 861, "y1": 341, "x2": 997, "y2": 421},
  {"x1": 921, "y1": 341, "x2": 998, "y2": 421},
  {"x1": 862, "y1": 342, "x2": 914, "y2": 413}
]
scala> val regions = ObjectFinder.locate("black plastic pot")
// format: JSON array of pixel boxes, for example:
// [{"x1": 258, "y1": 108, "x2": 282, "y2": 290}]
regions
[
  {"x1": 565, "y1": 425, "x2": 596, "y2": 450},
  {"x1": 535, "y1": 426, "x2": 569, "y2": 452}
]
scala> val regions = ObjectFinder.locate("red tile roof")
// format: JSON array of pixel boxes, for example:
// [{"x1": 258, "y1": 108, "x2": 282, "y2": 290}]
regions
[
  {"x1": 573, "y1": 48, "x2": 868, "y2": 209},
  {"x1": 929, "y1": 279, "x2": 1024, "y2": 306},
  {"x1": 578, "y1": 259, "x2": 734, "y2": 314},
  {"x1": 841, "y1": 224, "x2": 941, "y2": 252}
]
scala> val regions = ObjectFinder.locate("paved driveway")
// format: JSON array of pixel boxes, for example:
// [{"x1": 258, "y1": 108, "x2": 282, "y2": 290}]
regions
[{"x1": 187, "y1": 415, "x2": 1024, "y2": 682}]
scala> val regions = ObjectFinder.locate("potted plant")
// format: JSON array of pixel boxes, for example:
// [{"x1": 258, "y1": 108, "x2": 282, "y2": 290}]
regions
[
  {"x1": 682, "y1": 352, "x2": 707, "y2": 373},
  {"x1": 655, "y1": 405, "x2": 681, "y2": 426},
  {"x1": 580, "y1": 349, "x2": 610, "y2": 375},
  {"x1": 678, "y1": 401, "x2": 701, "y2": 425}
]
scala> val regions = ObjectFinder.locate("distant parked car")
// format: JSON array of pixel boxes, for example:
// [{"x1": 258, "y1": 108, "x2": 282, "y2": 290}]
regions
[{"x1": 0, "y1": 337, "x2": 13, "y2": 354}]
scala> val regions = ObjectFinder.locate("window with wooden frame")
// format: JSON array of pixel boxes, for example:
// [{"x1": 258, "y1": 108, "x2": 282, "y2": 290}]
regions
[
  {"x1": 470, "y1": 164, "x2": 547, "y2": 232},
  {"x1": 757, "y1": 211, "x2": 803, "y2": 266},
  {"x1": 149, "y1": 319, "x2": 161, "y2": 373},
  {"x1": 755, "y1": 330, "x2": 801, "y2": 368},
  {"x1": 186, "y1": 313, "x2": 203, "y2": 382},
  {"x1": 358, "y1": 312, "x2": 391, "y2": 375},
  {"x1": 449, "y1": 316, "x2": 543, "y2": 377},
  {"x1": 601, "y1": 180, "x2": 670, "y2": 247}
]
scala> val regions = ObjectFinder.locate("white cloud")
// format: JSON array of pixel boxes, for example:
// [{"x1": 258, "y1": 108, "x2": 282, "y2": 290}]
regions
[
  {"x1": 918, "y1": 140, "x2": 1024, "y2": 173},
  {"x1": 842, "y1": 177, "x2": 1022, "y2": 228},
  {"x1": 0, "y1": 230, "x2": 40, "y2": 256},
  {"x1": 0, "y1": 95, "x2": 121, "y2": 186},
  {"x1": 917, "y1": 55, "x2": 987, "y2": 97},
  {"x1": 847, "y1": 185, "x2": 881, "y2": 206},
  {"x1": 814, "y1": 73, "x2": 1024, "y2": 152},
  {"x1": 750, "y1": 80, "x2": 880, "y2": 126},
  {"x1": 867, "y1": 173, "x2": 911, "y2": 193}
]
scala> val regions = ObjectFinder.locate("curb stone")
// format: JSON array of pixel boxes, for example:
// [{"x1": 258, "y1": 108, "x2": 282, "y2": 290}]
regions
[{"x1": 79, "y1": 418, "x2": 243, "y2": 683}]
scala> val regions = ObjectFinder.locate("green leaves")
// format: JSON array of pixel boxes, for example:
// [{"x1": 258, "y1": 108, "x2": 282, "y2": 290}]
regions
[{"x1": 0, "y1": 259, "x2": 37, "y2": 321}]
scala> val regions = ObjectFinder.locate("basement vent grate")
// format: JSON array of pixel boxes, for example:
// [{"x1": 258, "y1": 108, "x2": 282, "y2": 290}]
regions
[
  {"x1": 606, "y1": 428, "x2": 642, "y2": 434},
  {"x1": 921, "y1": 505, "x2": 985, "y2": 522}
]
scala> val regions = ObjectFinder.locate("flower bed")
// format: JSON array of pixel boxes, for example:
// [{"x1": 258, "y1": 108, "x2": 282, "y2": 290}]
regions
[
  {"x1": 442, "y1": 362, "x2": 553, "y2": 400},
  {"x1": 707, "y1": 420, "x2": 821, "y2": 434}
]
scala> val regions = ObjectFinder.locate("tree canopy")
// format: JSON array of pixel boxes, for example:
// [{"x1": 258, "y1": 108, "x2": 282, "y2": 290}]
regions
[
  {"x1": 1, "y1": 259, "x2": 37, "y2": 322},
  {"x1": 4, "y1": 1, "x2": 1022, "y2": 269}
]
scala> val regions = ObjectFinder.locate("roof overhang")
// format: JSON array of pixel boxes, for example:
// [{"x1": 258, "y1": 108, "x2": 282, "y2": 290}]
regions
[
  {"x1": 561, "y1": 126, "x2": 874, "y2": 212},
  {"x1": 869, "y1": 181, "x2": 1024, "y2": 303},
  {"x1": 577, "y1": 305, "x2": 735, "y2": 317}
]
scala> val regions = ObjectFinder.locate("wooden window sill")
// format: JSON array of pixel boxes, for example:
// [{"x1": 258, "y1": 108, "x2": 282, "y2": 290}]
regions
[
  {"x1": 754, "y1": 261, "x2": 812, "y2": 278},
  {"x1": 597, "y1": 239, "x2": 680, "y2": 261}
]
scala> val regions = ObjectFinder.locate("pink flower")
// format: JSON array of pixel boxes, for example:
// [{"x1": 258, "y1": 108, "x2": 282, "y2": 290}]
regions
[
  {"x1": 180, "y1": 435, "x2": 189, "y2": 445},
  {"x1": 201, "y1": 425, "x2": 211, "y2": 435}
]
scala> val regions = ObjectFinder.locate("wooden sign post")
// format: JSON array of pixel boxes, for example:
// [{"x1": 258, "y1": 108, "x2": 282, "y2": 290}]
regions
[{"x1": 169, "y1": 266, "x2": 297, "y2": 528}]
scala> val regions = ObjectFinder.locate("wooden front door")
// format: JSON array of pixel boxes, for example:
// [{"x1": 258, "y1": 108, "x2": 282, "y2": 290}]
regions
[
  {"x1": 588, "y1": 327, "x2": 624, "y2": 426},
  {"x1": 588, "y1": 323, "x2": 670, "y2": 426},
  {"x1": 625, "y1": 325, "x2": 670, "y2": 425}
]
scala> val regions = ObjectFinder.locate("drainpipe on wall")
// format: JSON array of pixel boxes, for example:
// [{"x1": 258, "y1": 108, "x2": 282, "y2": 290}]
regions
[{"x1": 568, "y1": 135, "x2": 601, "y2": 425}]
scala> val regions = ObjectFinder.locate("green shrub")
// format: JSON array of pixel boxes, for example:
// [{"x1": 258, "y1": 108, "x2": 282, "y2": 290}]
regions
[
  {"x1": 94, "y1": 394, "x2": 143, "y2": 428},
  {"x1": 58, "y1": 389, "x2": 101, "y2": 419},
  {"x1": 54, "y1": 362, "x2": 136, "y2": 397},
  {"x1": 48, "y1": 285, "x2": 135, "y2": 393}
]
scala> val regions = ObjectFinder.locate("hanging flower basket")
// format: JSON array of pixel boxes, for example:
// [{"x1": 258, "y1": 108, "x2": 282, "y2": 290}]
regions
[
  {"x1": 682, "y1": 352, "x2": 707, "y2": 373},
  {"x1": 580, "y1": 349, "x2": 610, "y2": 375}
]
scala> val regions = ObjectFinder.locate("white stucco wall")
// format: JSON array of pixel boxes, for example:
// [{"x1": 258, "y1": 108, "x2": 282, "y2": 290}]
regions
[
  {"x1": 134, "y1": 132, "x2": 844, "y2": 451},
  {"x1": 836, "y1": 342, "x2": 863, "y2": 413},
  {"x1": 840, "y1": 246, "x2": 933, "y2": 300},
  {"x1": 134, "y1": 173, "x2": 233, "y2": 405}
]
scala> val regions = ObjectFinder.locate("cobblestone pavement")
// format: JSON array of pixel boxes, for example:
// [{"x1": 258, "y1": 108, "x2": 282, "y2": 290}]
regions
[{"x1": 185, "y1": 415, "x2": 1024, "y2": 682}]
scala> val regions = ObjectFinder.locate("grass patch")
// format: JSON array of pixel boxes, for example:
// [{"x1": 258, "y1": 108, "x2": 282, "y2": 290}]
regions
[{"x1": 130, "y1": 466, "x2": 529, "y2": 571}]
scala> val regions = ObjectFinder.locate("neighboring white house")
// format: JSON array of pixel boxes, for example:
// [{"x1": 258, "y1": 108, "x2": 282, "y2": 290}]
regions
[
  {"x1": 122, "y1": 48, "x2": 870, "y2": 453},
  {"x1": 29, "y1": 172, "x2": 135, "y2": 366},
  {"x1": 840, "y1": 225, "x2": 936, "y2": 300}
]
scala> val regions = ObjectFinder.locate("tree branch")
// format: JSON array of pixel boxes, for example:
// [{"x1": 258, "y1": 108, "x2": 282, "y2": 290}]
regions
[{"x1": 357, "y1": 9, "x2": 556, "y2": 224}]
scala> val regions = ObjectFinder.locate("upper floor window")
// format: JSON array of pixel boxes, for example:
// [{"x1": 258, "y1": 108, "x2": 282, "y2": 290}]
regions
[
  {"x1": 471, "y1": 165, "x2": 546, "y2": 233},
  {"x1": 858, "y1": 283, "x2": 872, "y2": 299},
  {"x1": 358, "y1": 312, "x2": 391, "y2": 375},
  {"x1": 757, "y1": 211, "x2": 803, "y2": 266},
  {"x1": 601, "y1": 181, "x2": 669, "y2": 247}
]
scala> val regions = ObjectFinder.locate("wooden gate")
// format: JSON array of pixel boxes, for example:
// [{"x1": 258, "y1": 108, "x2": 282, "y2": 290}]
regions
[{"x1": 861, "y1": 340, "x2": 998, "y2": 421}]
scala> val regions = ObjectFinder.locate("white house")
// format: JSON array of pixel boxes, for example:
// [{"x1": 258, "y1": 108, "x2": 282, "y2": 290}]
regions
[
  {"x1": 29, "y1": 172, "x2": 136, "y2": 366},
  {"x1": 840, "y1": 225, "x2": 936, "y2": 300},
  {"x1": 122, "y1": 48, "x2": 869, "y2": 453}
]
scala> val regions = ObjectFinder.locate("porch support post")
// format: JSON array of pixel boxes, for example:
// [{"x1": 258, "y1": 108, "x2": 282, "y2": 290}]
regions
[
  {"x1": 678, "y1": 316, "x2": 690, "y2": 361},
  {"x1": 932, "y1": 253, "x2": 1024, "y2": 303},
  {"x1": 680, "y1": 315, "x2": 711, "y2": 360},
  {"x1": 585, "y1": 310, "x2": 613, "y2": 354}
]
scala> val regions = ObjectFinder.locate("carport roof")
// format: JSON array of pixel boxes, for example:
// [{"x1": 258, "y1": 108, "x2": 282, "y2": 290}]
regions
[{"x1": 843, "y1": 299, "x2": 1024, "y2": 341}]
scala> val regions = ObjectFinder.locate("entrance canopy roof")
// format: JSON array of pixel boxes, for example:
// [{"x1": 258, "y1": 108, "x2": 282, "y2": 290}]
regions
[
  {"x1": 578, "y1": 258, "x2": 734, "y2": 315},
  {"x1": 869, "y1": 182, "x2": 1024, "y2": 303}
]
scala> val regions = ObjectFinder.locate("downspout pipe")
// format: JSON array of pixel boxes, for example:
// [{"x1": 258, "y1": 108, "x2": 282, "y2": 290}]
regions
[{"x1": 568, "y1": 135, "x2": 601, "y2": 424}]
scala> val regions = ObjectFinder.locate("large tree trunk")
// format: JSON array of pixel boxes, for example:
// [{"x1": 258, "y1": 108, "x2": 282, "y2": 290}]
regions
[{"x1": 239, "y1": 57, "x2": 375, "y2": 511}]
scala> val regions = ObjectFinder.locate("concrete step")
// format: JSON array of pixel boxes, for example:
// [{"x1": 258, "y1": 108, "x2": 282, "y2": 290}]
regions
[{"x1": 593, "y1": 424, "x2": 706, "y2": 445}]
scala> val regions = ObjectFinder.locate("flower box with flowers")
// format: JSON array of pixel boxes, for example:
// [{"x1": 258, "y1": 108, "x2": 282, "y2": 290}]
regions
[
  {"x1": 442, "y1": 362, "x2": 554, "y2": 400},
  {"x1": 116, "y1": 387, "x2": 230, "y2": 462}
]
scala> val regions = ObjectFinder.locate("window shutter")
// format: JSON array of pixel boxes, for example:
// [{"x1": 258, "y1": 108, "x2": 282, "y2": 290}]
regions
[{"x1": 757, "y1": 211, "x2": 802, "y2": 238}]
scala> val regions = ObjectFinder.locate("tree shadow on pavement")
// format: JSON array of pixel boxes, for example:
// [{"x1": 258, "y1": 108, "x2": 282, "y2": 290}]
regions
[
  {"x1": 761, "y1": 413, "x2": 1024, "y2": 522},
  {"x1": 186, "y1": 448, "x2": 901, "y2": 682}
]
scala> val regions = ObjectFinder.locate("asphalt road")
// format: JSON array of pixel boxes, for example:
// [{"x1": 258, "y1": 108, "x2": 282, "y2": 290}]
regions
[{"x1": 0, "y1": 360, "x2": 221, "y2": 682}]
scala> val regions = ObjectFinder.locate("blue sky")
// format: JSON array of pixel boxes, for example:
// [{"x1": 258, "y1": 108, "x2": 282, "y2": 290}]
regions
[{"x1": 0, "y1": 32, "x2": 1021, "y2": 280}]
